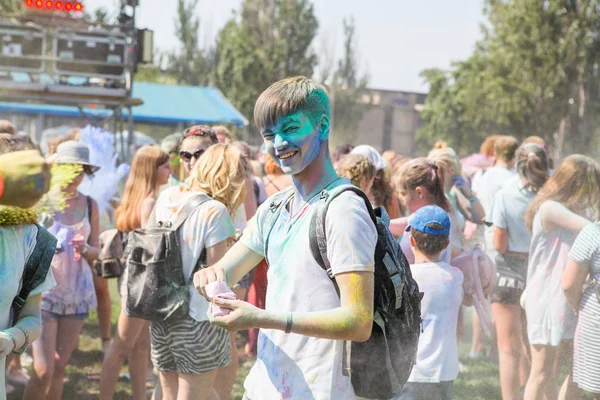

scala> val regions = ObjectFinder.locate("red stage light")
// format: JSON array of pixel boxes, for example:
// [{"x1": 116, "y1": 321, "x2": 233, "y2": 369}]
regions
[
  {"x1": 35, "y1": 0, "x2": 43, "y2": 8},
  {"x1": 74, "y1": 2, "x2": 82, "y2": 11},
  {"x1": 45, "y1": 0, "x2": 53, "y2": 9},
  {"x1": 64, "y1": 1, "x2": 72, "y2": 11},
  {"x1": 55, "y1": 1, "x2": 62, "y2": 9},
  {"x1": 25, "y1": 0, "x2": 34, "y2": 8}
]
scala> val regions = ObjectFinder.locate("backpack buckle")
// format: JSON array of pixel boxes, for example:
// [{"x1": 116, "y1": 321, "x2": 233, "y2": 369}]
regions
[
  {"x1": 157, "y1": 221, "x2": 163, "y2": 228},
  {"x1": 269, "y1": 201, "x2": 280, "y2": 213},
  {"x1": 165, "y1": 221, "x2": 173, "y2": 228},
  {"x1": 320, "y1": 190, "x2": 329, "y2": 200}
]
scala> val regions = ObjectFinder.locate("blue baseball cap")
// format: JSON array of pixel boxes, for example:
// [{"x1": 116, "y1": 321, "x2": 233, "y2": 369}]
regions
[{"x1": 408, "y1": 205, "x2": 451, "y2": 236}]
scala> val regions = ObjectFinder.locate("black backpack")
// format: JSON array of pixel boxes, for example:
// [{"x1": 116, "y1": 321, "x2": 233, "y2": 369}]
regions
[
  {"x1": 12, "y1": 224, "x2": 57, "y2": 322},
  {"x1": 263, "y1": 183, "x2": 423, "y2": 399},
  {"x1": 123, "y1": 194, "x2": 209, "y2": 322}
]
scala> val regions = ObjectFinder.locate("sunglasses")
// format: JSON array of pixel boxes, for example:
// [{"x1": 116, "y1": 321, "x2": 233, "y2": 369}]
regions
[
  {"x1": 179, "y1": 149, "x2": 205, "y2": 162},
  {"x1": 183, "y1": 125, "x2": 218, "y2": 142}
]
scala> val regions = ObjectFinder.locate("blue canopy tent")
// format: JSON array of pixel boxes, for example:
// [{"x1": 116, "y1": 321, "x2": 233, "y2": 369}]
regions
[{"x1": 0, "y1": 82, "x2": 248, "y2": 127}]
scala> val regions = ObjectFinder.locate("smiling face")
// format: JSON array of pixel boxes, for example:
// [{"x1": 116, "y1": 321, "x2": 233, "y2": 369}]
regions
[{"x1": 261, "y1": 111, "x2": 326, "y2": 176}]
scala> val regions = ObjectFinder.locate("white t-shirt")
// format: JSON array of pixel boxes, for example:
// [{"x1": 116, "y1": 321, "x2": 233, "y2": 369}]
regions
[
  {"x1": 408, "y1": 261, "x2": 463, "y2": 383},
  {"x1": 240, "y1": 183, "x2": 378, "y2": 400},
  {"x1": 472, "y1": 166, "x2": 516, "y2": 256},
  {"x1": 154, "y1": 187, "x2": 236, "y2": 322},
  {"x1": 0, "y1": 225, "x2": 56, "y2": 400},
  {"x1": 489, "y1": 182, "x2": 535, "y2": 253}
]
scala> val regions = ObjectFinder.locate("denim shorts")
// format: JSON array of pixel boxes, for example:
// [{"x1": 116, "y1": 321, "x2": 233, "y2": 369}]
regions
[{"x1": 41, "y1": 310, "x2": 89, "y2": 324}]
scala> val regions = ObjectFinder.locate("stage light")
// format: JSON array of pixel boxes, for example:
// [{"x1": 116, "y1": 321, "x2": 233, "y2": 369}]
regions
[
  {"x1": 35, "y1": 0, "x2": 43, "y2": 9},
  {"x1": 74, "y1": 2, "x2": 82, "y2": 11},
  {"x1": 64, "y1": 2, "x2": 72, "y2": 11},
  {"x1": 45, "y1": 0, "x2": 53, "y2": 9},
  {"x1": 25, "y1": 0, "x2": 34, "y2": 8},
  {"x1": 55, "y1": 1, "x2": 62, "y2": 9}
]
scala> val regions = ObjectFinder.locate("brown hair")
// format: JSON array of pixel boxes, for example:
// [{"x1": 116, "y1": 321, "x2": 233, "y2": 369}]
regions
[
  {"x1": 480, "y1": 135, "x2": 502, "y2": 157},
  {"x1": 333, "y1": 143, "x2": 354, "y2": 163},
  {"x1": 494, "y1": 136, "x2": 519, "y2": 162},
  {"x1": 372, "y1": 169, "x2": 397, "y2": 212},
  {"x1": 525, "y1": 154, "x2": 600, "y2": 230},
  {"x1": 335, "y1": 154, "x2": 376, "y2": 191},
  {"x1": 412, "y1": 229, "x2": 450, "y2": 256},
  {"x1": 515, "y1": 143, "x2": 549, "y2": 193},
  {"x1": 395, "y1": 157, "x2": 451, "y2": 212},
  {"x1": 428, "y1": 147, "x2": 462, "y2": 182},
  {"x1": 213, "y1": 125, "x2": 232, "y2": 142},
  {"x1": 186, "y1": 143, "x2": 247, "y2": 216},
  {"x1": 116, "y1": 145, "x2": 170, "y2": 233},
  {"x1": 46, "y1": 128, "x2": 81, "y2": 155},
  {"x1": 254, "y1": 76, "x2": 330, "y2": 132},
  {"x1": 0, "y1": 120, "x2": 16, "y2": 136}
]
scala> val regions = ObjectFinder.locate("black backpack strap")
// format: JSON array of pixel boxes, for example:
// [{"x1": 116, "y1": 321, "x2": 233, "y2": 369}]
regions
[
  {"x1": 309, "y1": 184, "x2": 377, "y2": 278},
  {"x1": 161, "y1": 193, "x2": 213, "y2": 231},
  {"x1": 86, "y1": 196, "x2": 93, "y2": 222},
  {"x1": 12, "y1": 224, "x2": 58, "y2": 322}
]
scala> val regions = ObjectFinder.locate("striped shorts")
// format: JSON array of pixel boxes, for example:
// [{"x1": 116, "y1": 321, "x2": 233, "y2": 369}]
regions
[{"x1": 150, "y1": 315, "x2": 231, "y2": 374}]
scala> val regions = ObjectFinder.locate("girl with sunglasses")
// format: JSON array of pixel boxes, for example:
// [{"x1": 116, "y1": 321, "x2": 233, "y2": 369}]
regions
[{"x1": 179, "y1": 126, "x2": 219, "y2": 174}]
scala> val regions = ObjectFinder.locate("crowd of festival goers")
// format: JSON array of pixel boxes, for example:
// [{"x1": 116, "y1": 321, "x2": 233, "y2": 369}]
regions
[{"x1": 0, "y1": 75, "x2": 599, "y2": 400}]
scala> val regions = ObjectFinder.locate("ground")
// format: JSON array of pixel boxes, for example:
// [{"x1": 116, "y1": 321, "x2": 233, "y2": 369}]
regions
[{"x1": 6, "y1": 281, "x2": 587, "y2": 399}]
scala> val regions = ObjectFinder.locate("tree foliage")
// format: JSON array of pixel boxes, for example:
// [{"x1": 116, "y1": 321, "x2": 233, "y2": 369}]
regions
[
  {"x1": 167, "y1": 0, "x2": 215, "y2": 86},
  {"x1": 213, "y1": 0, "x2": 318, "y2": 135},
  {"x1": 325, "y1": 17, "x2": 370, "y2": 145},
  {"x1": 0, "y1": 0, "x2": 23, "y2": 13},
  {"x1": 419, "y1": 0, "x2": 600, "y2": 157}
]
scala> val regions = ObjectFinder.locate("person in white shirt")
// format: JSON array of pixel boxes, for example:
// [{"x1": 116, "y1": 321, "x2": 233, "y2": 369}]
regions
[
  {"x1": 471, "y1": 136, "x2": 519, "y2": 259},
  {"x1": 395, "y1": 205, "x2": 464, "y2": 400},
  {"x1": 194, "y1": 76, "x2": 377, "y2": 400}
]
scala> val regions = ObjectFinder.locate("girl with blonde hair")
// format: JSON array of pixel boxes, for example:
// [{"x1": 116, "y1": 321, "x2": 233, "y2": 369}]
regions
[
  {"x1": 428, "y1": 147, "x2": 485, "y2": 251},
  {"x1": 335, "y1": 154, "x2": 377, "y2": 193},
  {"x1": 100, "y1": 145, "x2": 172, "y2": 400},
  {"x1": 151, "y1": 143, "x2": 246, "y2": 400},
  {"x1": 523, "y1": 155, "x2": 600, "y2": 400}
]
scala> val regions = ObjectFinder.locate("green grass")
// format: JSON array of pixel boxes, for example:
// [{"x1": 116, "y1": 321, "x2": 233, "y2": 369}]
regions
[{"x1": 9, "y1": 291, "x2": 587, "y2": 400}]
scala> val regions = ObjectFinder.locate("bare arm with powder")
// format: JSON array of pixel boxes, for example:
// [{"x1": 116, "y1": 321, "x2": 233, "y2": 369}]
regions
[
  {"x1": 211, "y1": 270, "x2": 374, "y2": 342},
  {"x1": 539, "y1": 200, "x2": 590, "y2": 233},
  {"x1": 0, "y1": 294, "x2": 43, "y2": 357}
]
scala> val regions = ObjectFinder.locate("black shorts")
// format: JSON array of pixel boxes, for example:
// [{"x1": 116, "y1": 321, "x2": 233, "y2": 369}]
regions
[{"x1": 491, "y1": 254, "x2": 527, "y2": 306}]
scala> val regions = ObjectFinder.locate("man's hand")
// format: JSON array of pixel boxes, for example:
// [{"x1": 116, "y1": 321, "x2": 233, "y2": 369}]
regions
[
  {"x1": 193, "y1": 266, "x2": 226, "y2": 301},
  {"x1": 0, "y1": 150, "x2": 51, "y2": 208},
  {"x1": 208, "y1": 298, "x2": 263, "y2": 332}
]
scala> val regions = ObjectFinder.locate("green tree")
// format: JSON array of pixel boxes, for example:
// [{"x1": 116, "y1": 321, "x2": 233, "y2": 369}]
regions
[
  {"x1": 419, "y1": 0, "x2": 600, "y2": 157},
  {"x1": 0, "y1": 0, "x2": 23, "y2": 13},
  {"x1": 167, "y1": 0, "x2": 214, "y2": 86},
  {"x1": 213, "y1": 0, "x2": 318, "y2": 139},
  {"x1": 326, "y1": 17, "x2": 370, "y2": 145}
]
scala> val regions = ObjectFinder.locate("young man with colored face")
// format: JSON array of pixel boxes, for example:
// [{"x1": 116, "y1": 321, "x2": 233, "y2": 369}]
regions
[{"x1": 194, "y1": 76, "x2": 377, "y2": 399}]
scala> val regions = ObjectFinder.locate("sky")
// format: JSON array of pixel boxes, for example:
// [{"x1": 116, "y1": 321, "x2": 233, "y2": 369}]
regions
[{"x1": 86, "y1": 0, "x2": 485, "y2": 93}]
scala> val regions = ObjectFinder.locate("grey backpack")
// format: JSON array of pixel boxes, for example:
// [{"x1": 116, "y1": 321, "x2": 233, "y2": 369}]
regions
[{"x1": 124, "y1": 194, "x2": 210, "y2": 322}]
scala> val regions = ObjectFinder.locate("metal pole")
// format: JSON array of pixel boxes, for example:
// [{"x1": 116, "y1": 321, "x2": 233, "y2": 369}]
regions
[{"x1": 125, "y1": 2, "x2": 137, "y2": 161}]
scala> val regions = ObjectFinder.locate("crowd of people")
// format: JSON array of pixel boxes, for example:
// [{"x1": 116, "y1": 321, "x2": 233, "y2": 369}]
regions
[{"x1": 0, "y1": 75, "x2": 599, "y2": 400}]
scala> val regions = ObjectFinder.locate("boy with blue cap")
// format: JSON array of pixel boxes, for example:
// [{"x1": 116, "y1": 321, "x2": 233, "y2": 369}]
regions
[{"x1": 396, "y1": 205, "x2": 464, "y2": 400}]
